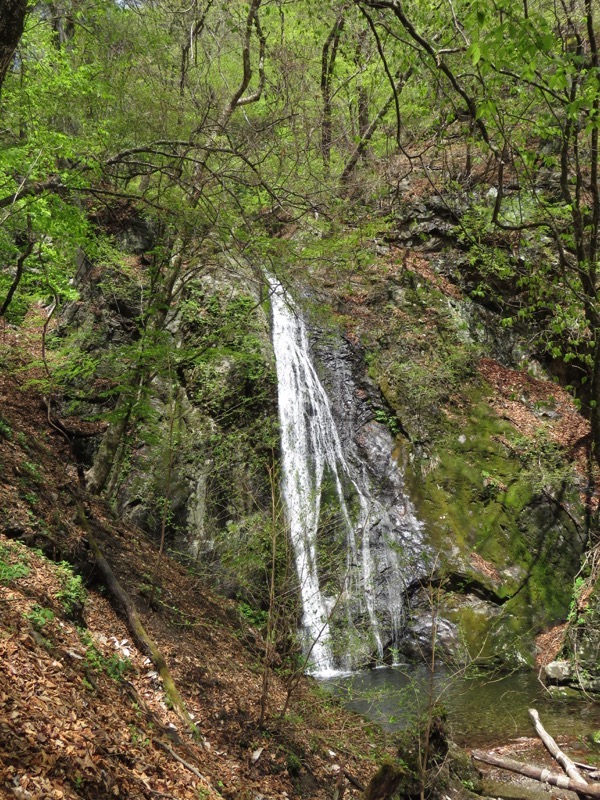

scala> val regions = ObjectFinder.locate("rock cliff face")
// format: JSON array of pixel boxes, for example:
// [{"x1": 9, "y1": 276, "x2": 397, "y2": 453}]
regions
[
  {"x1": 272, "y1": 314, "x2": 427, "y2": 668},
  {"x1": 62, "y1": 210, "x2": 589, "y2": 675},
  {"x1": 304, "y1": 195, "x2": 588, "y2": 670},
  {"x1": 309, "y1": 329, "x2": 428, "y2": 657},
  {"x1": 309, "y1": 306, "x2": 583, "y2": 669},
  {"x1": 58, "y1": 226, "x2": 279, "y2": 604}
]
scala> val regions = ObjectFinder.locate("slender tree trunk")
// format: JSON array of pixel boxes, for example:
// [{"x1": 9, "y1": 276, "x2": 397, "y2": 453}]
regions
[
  {"x1": 0, "y1": 0, "x2": 28, "y2": 91},
  {"x1": 321, "y1": 14, "x2": 344, "y2": 175},
  {"x1": 0, "y1": 240, "x2": 33, "y2": 317},
  {"x1": 81, "y1": 509, "x2": 199, "y2": 739},
  {"x1": 340, "y1": 68, "x2": 412, "y2": 187},
  {"x1": 48, "y1": 2, "x2": 75, "y2": 50},
  {"x1": 590, "y1": 336, "x2": 600, "y2": 469}
]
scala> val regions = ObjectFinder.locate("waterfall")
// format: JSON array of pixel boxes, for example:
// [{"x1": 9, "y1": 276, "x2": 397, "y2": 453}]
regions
[{"x1": 268, "y1": 276, "x2": 424, "y2": 675}]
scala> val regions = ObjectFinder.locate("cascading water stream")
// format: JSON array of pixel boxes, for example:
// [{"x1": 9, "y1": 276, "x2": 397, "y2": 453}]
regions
[{"x1": 268, "y1": 276, "x2": 424, "y2": 675}]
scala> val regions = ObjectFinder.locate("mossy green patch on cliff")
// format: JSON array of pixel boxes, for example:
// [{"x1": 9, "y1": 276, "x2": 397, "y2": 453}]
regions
[
  {"x1": 338, "y1": 253, "x2": 586, "y2": 669},
  {"x1": 403, "y1": 393, "x2": 582, "y2": 667},
  {"x1": 559, "y1": 547, "x2": 600, "y2": 690}
]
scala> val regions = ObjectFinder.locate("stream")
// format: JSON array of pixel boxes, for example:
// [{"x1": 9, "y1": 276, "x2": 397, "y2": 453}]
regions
[{"x1": 320, "y1": 665, "x2": 600, "y2": 749}]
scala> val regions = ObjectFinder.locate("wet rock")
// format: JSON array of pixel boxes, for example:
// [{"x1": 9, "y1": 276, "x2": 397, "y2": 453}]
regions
[
  {"x1": 398, "y1": 612, "x2": 459, "y2": 661},
  {"x1": 546, "y1": 684, "x2": 584, "y2": 700},
  {"x1": 309, "y1": 328, "x2": 429, "y2": 665},
  {"x1": 544, "y1": 660, "x2": 572, "y2": 684},
  {"x1": 113, "y1": 217, "x2": 155, "y2": 253}
]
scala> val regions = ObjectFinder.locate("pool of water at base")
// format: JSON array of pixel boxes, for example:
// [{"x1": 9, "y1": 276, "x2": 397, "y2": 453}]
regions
[{"x1": 319, "y1": 665, "x2": 600, "y2": 749}]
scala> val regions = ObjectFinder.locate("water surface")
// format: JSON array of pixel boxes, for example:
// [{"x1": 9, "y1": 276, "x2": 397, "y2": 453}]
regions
[{"x1": 321, "y1": 665, "x2": 600, "y2": 748}]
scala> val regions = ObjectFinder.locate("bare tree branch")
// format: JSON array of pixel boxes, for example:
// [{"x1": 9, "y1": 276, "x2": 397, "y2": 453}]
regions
[
  {"x1": 340, "y1": 67, "x2": 413, "y2": 186},
  {"x1": 357, "y1": 0, "x2": 499, "y2": 157},
  {"x1": 0, "y1": 239, "x2": 34, "y2": 317},
  {"x1": 358, "y1": 5, "x2": 402, "y2": 147},
  {"x1": 0, "y1": 177, "x2": 67, "y2": 209},
  {"x1": 218, "y1": 0, "x2": 265, "y2": 129}
]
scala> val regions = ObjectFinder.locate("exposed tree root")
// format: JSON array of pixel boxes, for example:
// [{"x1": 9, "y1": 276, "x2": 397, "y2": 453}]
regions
[
  {"x1": 78, "y1": 505, "x2": 201, "y2": 741},
  {"x1": 343, "y1": 768, "x2": 365, "y2": 792},
  {"x1": 362, "y1": 762, "x2": 404, "y2": 800}
]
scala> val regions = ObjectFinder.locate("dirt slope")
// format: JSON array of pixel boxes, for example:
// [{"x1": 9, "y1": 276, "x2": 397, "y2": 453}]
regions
[{"x1": 0, "y1": 367, "x2": 386, "y2": 800}]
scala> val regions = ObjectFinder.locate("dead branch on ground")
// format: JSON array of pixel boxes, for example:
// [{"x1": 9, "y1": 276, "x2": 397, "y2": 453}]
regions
[{"x1": 78, "y1": 506, "x2": 200, "y2": 741}]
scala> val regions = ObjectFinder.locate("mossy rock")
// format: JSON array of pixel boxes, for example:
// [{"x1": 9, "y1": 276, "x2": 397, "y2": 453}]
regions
[
  {"x1": 442, "y1": 598, "x2": 534, "y2": 668},
  {"x1": 403, "y1": 395, "x2": 582, "y2": 668}
]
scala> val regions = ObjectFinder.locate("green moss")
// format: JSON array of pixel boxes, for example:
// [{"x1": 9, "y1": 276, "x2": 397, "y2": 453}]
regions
[
  {"x1": 403, "y1": 393, "x2": 581, "y2": 667},
  {"x1": 326, "y1": 245, "x2": 584, "y2": 671}
]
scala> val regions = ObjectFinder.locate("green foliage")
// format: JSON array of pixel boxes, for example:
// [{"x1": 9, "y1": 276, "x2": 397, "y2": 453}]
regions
[
  {"x1": 568, "y1": 576, "x2": 587, "y2": 624},
  {"x1": 128, "y1": 725, "x2": 150, "y2": 747},
  {"x1": 181, "y1": 289, "x2": 276, "y2": 426},
  {"x1": 55, "y1": 561, "x2": 86, "y2": 616},
  {"x1": 384, "y1": 340, "x2": 476, "y2": 440},
  {"x1": 510, "y1": 430, "x2": 574, "y2": 497},
  {"x1": 373, "y1": 408, "x2": 402, "y2": 436},
  {"x1": 238, "y1": 600, "x2": 268, "y2": 629},
  {"x1": 285, "y1": 750, "x2": 302, "y2": 776},
  {"x1": 0, "y1": 543, "x2": 30, "y2": 585},
  {"x1": 459, "y1": 201, "x2": 590, "y2": 368},
  {"x1": 0, "y1": 416, "x2": 13, "y2": 440},
  {"x1": 79, "y1": 629, "x2": 132, "y2": 682},
  {"x1": 25, "y1": 604, "x2": 55, "y2": 630},
  {"x1": 88, "y1": 647, "x2": 132, "y2": 681},
  {"x1": 20, "y1": 461, "x2": 42, "y2": 484}
]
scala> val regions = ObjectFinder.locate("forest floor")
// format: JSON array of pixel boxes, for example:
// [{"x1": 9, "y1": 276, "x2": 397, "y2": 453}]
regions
[{"x1": 0, "y1": 350, "x2": 393, "y2": 800}]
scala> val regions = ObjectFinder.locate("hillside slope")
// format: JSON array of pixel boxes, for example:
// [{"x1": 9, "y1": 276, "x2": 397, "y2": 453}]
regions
[{"x1": 0, "y1": 365, "x2": 390, "y2": 800}]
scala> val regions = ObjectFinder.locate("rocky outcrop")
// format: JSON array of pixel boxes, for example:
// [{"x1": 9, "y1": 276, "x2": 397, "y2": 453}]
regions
[
  {"x1": 56, "y1": 203, "x2": 589, "y2": 676},
  {"x1": 314, "y1": 206, "x2": 588, "y2": 669}
]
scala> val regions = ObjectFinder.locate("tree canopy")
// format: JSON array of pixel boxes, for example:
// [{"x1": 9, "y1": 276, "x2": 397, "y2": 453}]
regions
[{"x1": 2, "y1": 0, "x2": 600, "y2": 462}]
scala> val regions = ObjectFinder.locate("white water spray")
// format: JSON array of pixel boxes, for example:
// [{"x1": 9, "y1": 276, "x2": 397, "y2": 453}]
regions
[{"x1": 268, "y1": 276, "x2": 422, "y2": 675}]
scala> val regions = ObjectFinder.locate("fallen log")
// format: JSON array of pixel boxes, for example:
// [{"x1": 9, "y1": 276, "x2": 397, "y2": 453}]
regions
[
  {"x1": 529, "y1": 708, "x2": 588, "y2": 784},
  {"x1": 575, "y1": 763, "x2": 600, "y2": 780},
  {"x1": 472, "y1": 751, "x2": 599, "y2": 797},
  {"x1": 79, "y1": 506, "x2": 200, "y2": 740},
  {"x1": 343, "y1": 769, "x2": 365, "y2": 792}
]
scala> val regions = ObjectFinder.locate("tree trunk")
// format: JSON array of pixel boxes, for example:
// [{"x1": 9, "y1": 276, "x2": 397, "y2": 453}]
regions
[
  {"x1": 340, "y1": 68, "x2": 412, "y2": 187},
  {"x1": 0, "y1": 240, "x2": 33, "y2": 317},
  {"x1": 472, "y1": 751, "x2": 600, "y2": 797},
  {"x1": 528, "y1": 709, "x2": 588, "y2": 784},
  {"x1": 48, "y1": 2, "x2": 75, "y2": 50},
  {"x1": 81, "y1": 508, "x2": 200, "y2": 740},
  {"x1": 321, "y1": 14, "x2": 344, "y2": 175},
  {"x1": 85, "y1": 396, "x2": 131, "y2": 494},
  {"x1": 590, "y1": 336, "x2": 600, "y2": 469},
  {"x1": 0, "y1": 0, "x2": 28, "y2": 91}
]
